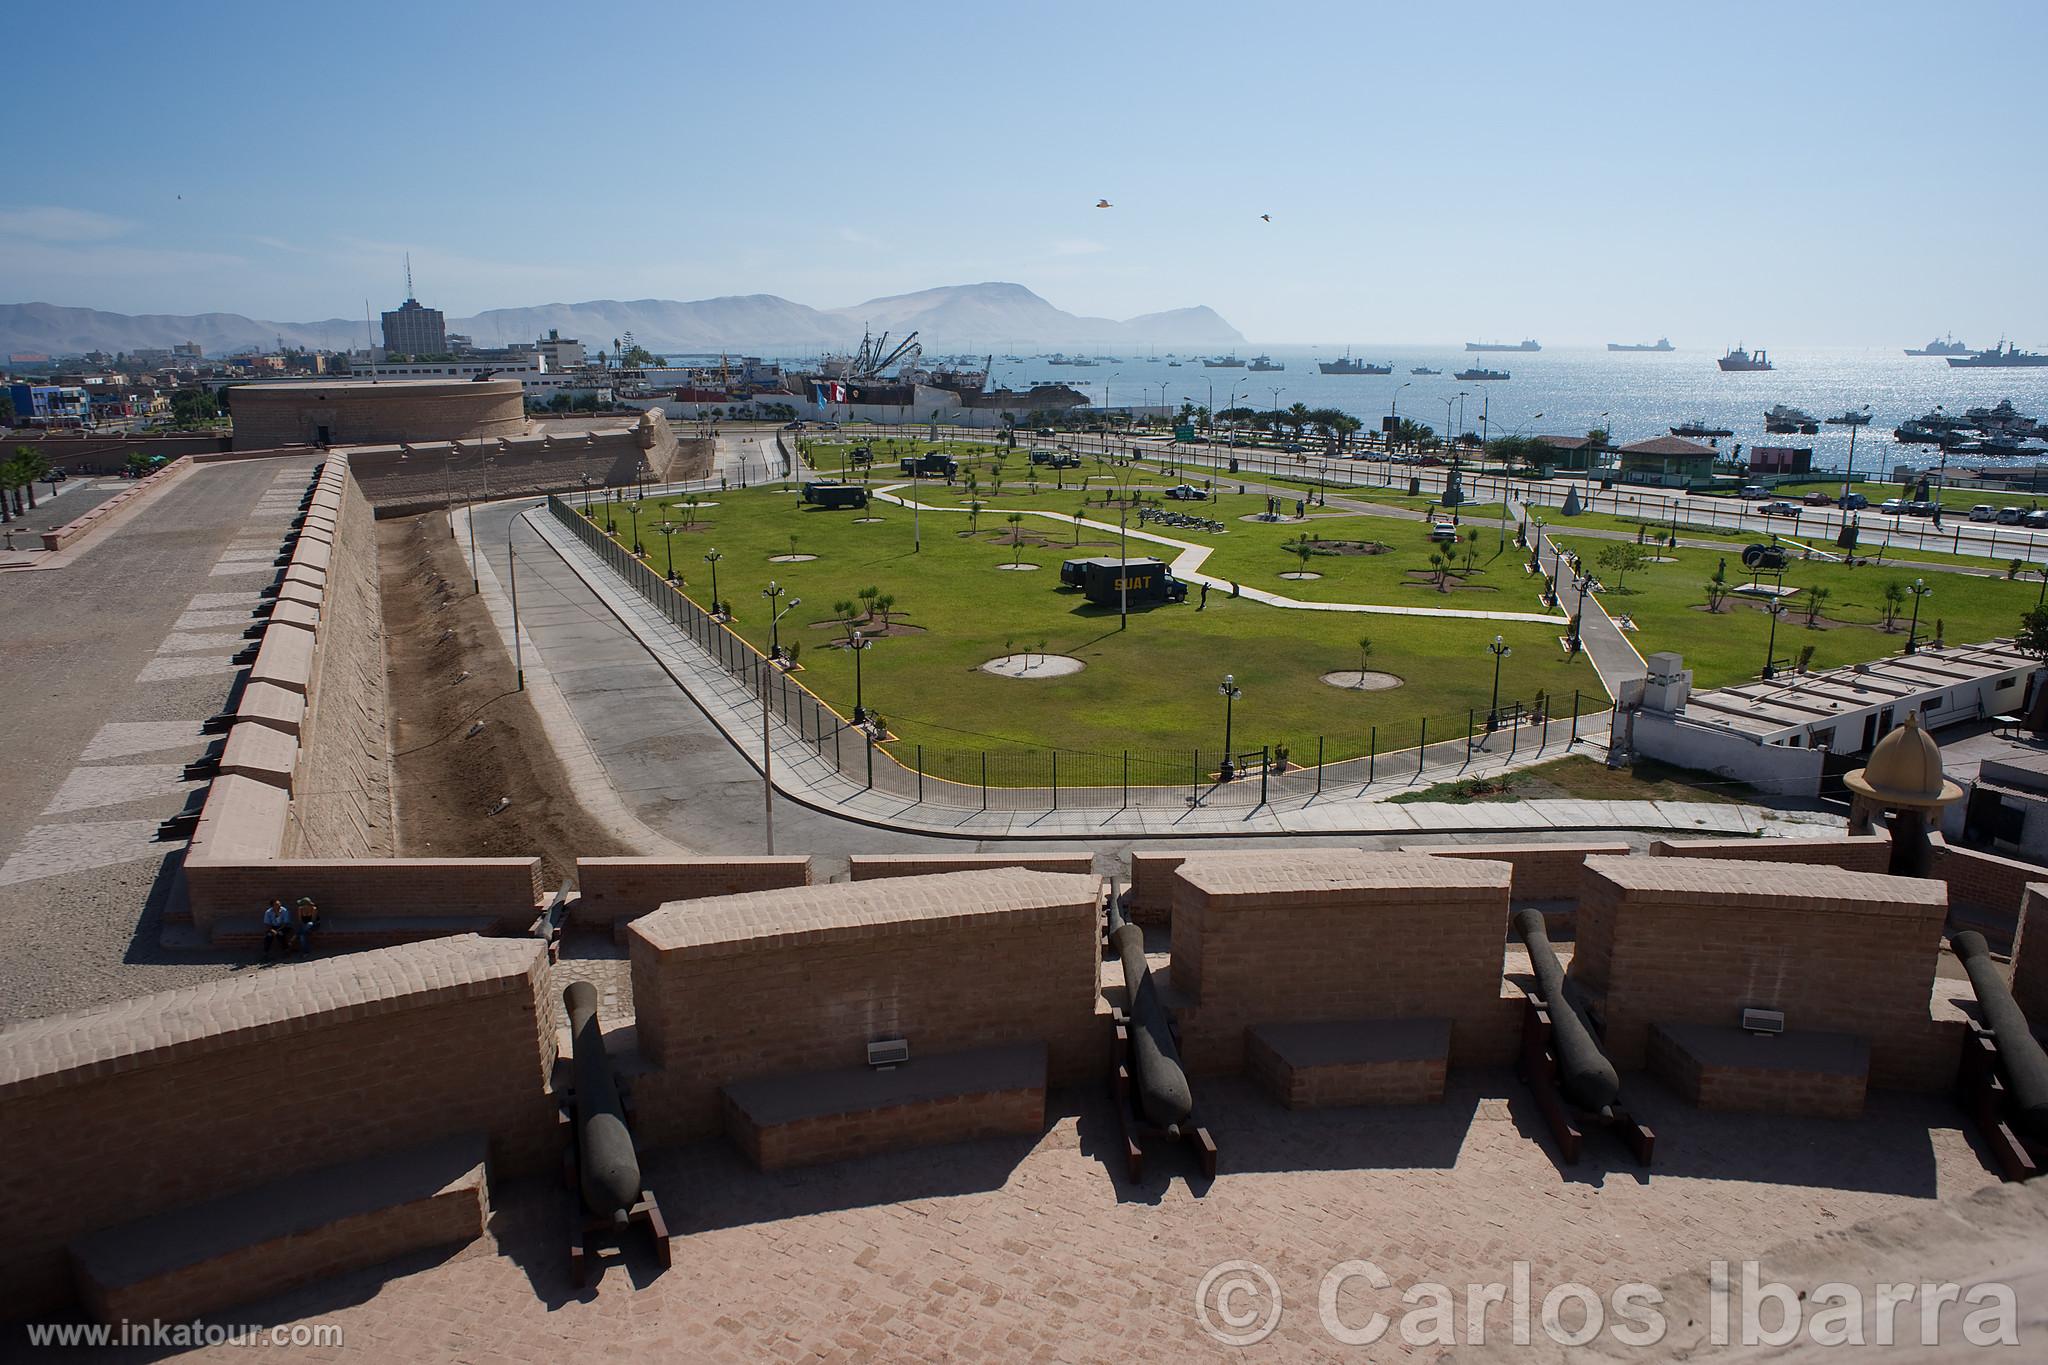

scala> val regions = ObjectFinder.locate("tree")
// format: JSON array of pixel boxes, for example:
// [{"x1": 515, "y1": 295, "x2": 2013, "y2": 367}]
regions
[
  {"x1": 1007, "y1": 511, "x2": 1025, "y2": 565},
  {"x1": 1429, "y1": 550, "x2": 1449, "y2": 589},
  {"x1": 1703, "y1": 579, "x2": 1730, "y2": 613},
  {"x1": 833, "y1": 599, "x2": 858, "y2": 644},
  {"x1": 1596, "y1": 541, "x2": 1650, "y2": 591},
  {"x1": 1462, "y1": 528, "x2": 1481, "y2": 574},
  {"x1": 1290, "y1": 534, "x2": 1315, "y2": 572},
  {"x1": 1881, "y1": 580, "x2": 1906, "y2": 631},
  {"x1": 1287, "y1": 401, "x2": 1313, "y2": 437},
  {"x1": 1355, "y1": 636, "x2": 1374, "y2": 683},
  {"x1": 874, "y1": 593, "x2": 897, "y2": 627},
  {"x1": 858, "y1": 585, "x2": 880, "y2": 622},
  {"x1": 1804, "y1": 585, "x2": 1831, "y2": 625},
  {"x1": 1073, "y1": 506, "x2": 1086, "y2": 546},
  {"x1": 0, "y1": 452, "x2": 25, "y2": 521},
  {"x1": 967, "y1": 499, "x2": 985, "y2": 536}
]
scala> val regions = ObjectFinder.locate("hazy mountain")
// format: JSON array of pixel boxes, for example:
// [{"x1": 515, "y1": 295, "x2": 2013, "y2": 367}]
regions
[{"x1": 0, "y1": 283, "x2": 1241, "y2": 357}]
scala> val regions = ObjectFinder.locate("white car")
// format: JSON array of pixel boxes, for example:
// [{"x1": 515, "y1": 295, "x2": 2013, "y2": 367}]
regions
[
  {"x1": 1428, "y1": 522, "x2": 1459, "y2": 542},
  {"x1": 1880, "y1": 498, "x2": 1907, "y2": 514},
  {"x1": 1969, "y1": 504, "x2": 1997, "y2": 522}
]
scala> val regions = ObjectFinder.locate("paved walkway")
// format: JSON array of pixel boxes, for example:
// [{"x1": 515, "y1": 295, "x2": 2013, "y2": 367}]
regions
[
  {"x1": 1517, "y1": 496, "x2": 1649, "y2": 696},
  {"x1": 496, "y1": 500, "x2": 1840, "y2": 843}
]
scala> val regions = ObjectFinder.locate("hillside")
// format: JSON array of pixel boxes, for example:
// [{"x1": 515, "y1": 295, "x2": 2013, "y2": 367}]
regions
[{"x1": 0, "y1": 282, "x2": 1242, "y2": 357}]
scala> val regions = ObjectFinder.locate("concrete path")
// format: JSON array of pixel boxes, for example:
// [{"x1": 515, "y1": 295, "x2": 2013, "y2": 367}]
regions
[
  {"x1": 486, "y1": 498, "x2": 1840, "y2": 844},
  {"x1": 1516, "y1": 495, "x2": 1647, "y2": 696}
]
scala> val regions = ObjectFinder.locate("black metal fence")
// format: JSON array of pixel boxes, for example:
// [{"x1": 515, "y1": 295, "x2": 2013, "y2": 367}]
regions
[{"x1": 549, "y1": 495, "x2": 1614, "y2": 811}]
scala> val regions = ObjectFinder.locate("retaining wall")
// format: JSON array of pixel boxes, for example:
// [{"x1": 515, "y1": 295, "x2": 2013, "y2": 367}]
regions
[
  {"x1": 627, "y1": 870, "x2": 1103, "y2": 1144},
  {"x1": 2014, "y1": 886, "x2": 2048, "y2": 1024},
  {"x1": 38, "y1": 457, "x2": 192, "y2": 551},
  {"x1": 1648, "y1": 834, "x2": 1892, "y2": 874},
  {"x1": 1930, "y1": 837, "x2": 2048, "y2": 934},
  {"x1": 573, "y1": 856, "x2": 813, "y2": 928},
  {"x1": 1402, "y1": 842, "x2": 1632, "y2": 902},
  {"x1": 847, "y1": 853, "x2": 1098, "y2": 882},
  {"x1": 0, "y1": 936, "x2": 555, "y2": 1316}
]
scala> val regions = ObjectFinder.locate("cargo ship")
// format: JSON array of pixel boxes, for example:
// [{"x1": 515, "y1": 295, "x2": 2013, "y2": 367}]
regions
[
  {"x1": 1464, "y1": 339, "x2": 1540, "y2": 352},
  {"x1": 1608, "y1": 337, "x2": 1674, "y2": 352},
  {"x1": 1671, "y1": 419, "x2": 1734, "y2": 438},
  {"x1": 1319, "y1": 352, "x2": 1392, "y2": 375},
  {"x1": 1203, "y1": 354, "x2": 1246, "y2": 368},
  {"x1": 1247, "y1": 355, "x2": 1284, "y2": 372},
  {"x1": 1904, "y1": 334, "x2": 1971, "y2": 357},
  {"x1": 1947, "y1": 340, "x2": 2048, "y2": 368},
  {"x1": 1717, "y1": 345, "x2": 1773, "y2": 372},
  {"x1": 1453, "y1": 366, "x2": 1510, "y2": 381}
]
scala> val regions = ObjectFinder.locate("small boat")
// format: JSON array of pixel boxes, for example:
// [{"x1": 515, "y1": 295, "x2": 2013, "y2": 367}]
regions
[
  {"x1": 1410, "y1": 366, "x2": 1441, "y2": 376},
  {"x1": 1453, "y1": 367, "x2": 1510, "y2": 381},
  {"x1": 1203, "y1": 354, "x2": 1247, "y2": 368},
  {"x1": 1764, "y1": 404, "x2": 1821, "y2": 435},
  {"x1": 1824, "y1": 409, "x2": 1873, "y2": 426},
  {"x1": 1904, "y1": 334, "x2": 1970, "y2": 357},
  {"x1": 1247, "y1": 354, "x2": 1284, "y2": 372},
  {"x1": 1718, "y1": 345, "x2": 1773, "y2": 372},
  {"x1": 1671, "y1": 419, "x2": 1734, "y2": 439},
  {"x1": 1167, "y1": 360, "x2": 1181, "y2": 367}
]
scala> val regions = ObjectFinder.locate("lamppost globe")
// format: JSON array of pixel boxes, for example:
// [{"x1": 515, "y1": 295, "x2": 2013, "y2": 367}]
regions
[{"x1": 1217, "y1": 674, "x2": 1243, "y2": 780}]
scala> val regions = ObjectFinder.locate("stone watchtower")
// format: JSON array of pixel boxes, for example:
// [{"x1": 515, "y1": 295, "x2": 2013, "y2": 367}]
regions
[{"x1": 1843, "y1": 711, "x2": 1961, "y2": 877}]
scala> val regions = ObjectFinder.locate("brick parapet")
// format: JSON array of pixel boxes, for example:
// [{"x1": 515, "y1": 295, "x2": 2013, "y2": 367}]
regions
[
  {"x1": 1648, "y1": 834, "x2": 1892, "y2": 873},
  {"x1": 1401, "y1": 842, "x2": 1633, "y2": 901},
  {"x1": 2013, "y1": 885, "x2": 2048, "y2": 1024},
  {"x1": 572, "y1": 856, "x2": 812, "y2": 927}
]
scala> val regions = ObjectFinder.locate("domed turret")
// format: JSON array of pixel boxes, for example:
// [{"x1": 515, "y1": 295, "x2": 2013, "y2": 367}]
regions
[{"x1": 1844, "y1": 711, "x2": 1960, "y2": 811}]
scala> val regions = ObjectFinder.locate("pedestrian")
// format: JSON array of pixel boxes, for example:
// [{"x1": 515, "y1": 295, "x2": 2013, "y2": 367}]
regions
[
  {"x1": 261, "y1": 899, "x2": 292, "y2": 957},
  {"x1": 1295, "y1": 499, "x2": 1306, "y2": 519},
  {"x1": 1231, "y1": 580, "x2": 1240, "y2": 598},
  {"x1": 1199, "y1": 581, "x2": 1210, "y2": 610},
  {"x1": 294, "y1": 897, "x2": 321, "y2": 954}
]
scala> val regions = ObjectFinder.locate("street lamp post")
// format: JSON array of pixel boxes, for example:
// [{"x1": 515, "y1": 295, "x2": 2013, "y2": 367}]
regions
[
  {"x1": 1906, "y1": 577, "x2": 1930, "y2": 653},
  {"x1": 1486, "y1": 634, "x2": 1512, "y2": 732},
  {"x1": 580, "y1": 473, "x2": 594, "y2": 511},
  {"x1": 1218, "y1": 674, "x2": 1243, "y2": 780},
  {"x1": 1839, "y1": 404, "x2": 1871, "y2": 501},
  {"x1": 629, "y1": 500, "x2": 644, "y2": 556},
  {"x1": 703, "y1": 549, "x2": 723, "y2": 615},
  {"x1": 1119, "y1": 499, "x2": 1129, "y2": 631},
  {"x1": 468, "y1": 457, "x2": 494, "y2": 594},
  {"x1": 850, "y1": 629, "x2": 870, "y2": 722},
  {"x1": 505, "y1": 500, "x2": 545, "y2": 690},
  {"x1": 656, "y1": 522, "x2": 681, "y2": 581},
  {"x1": 763, "y1": 580, "x2": 786, "y2": 658},
  {"x1": 1390, "y1": 382, "x2": 1411, "y2": 454},
  {"x1": 1762, "y1": 600, "x2": 1788, "y2": 679}
]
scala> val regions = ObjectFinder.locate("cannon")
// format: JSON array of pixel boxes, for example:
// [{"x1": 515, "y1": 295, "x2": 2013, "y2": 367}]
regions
[
  {"x1": 1107, "y1": 899, "x2": 1193, "y2": 1132},
  {"x1": 1512, "y1": 909, "x2": 1619, "y2": 1114},
  {"x1": 1104, "y1": 891, "x2": 1215, "y2": 1179},
  {"x1": 1953, "y1": 932, "x2": 2048, "y2": 1146},
  {"x1": 563, "y1": 981, "x2": 641, "y2": 1220},
  {"x1": 1511, "y1": 909, "x2": 1651, "y2": 1165}
]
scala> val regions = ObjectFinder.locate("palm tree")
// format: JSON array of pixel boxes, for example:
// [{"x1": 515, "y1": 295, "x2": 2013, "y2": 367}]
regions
[
  {"x1": 874, "y1": 593, "x2": 896, "y2": 628},
  {"x1": 1355, "y1": 636, "x2": 1374, "y2": 684},
  {"x1": 1881, "y1": 581, "x2": 1906, "y2": 631},
  {"x1": 683, "y1": 494, "x2": 702, "y2": 528},
  {"x1": 1429, "y1": 550, "x2": 1448, "y2": 589},
  {"x1": 1073, "y1": 506, "x2": 1087, "y2": 546},
  {"x1": 1007, "y1": 512, "x2": 1025, "y2": 565},
  {"x1": 967, "y1": 500, "x2": 985, "y2": 536},
  {"x1": 833, "y1": 599, "x2": 858, "y2": 643},
  {"x1": 1287, "y1": 402, "x2": 1313, "y2": 438},
  {"x1": 858, "y1": 585, "x2": 880, "y2": 622},
  {"x1": 0, "y1": 453, "x2": 23, "y2": 522},
  {"x1": 1805, "y1": 585, "x2": 1832, "y2": 625},
  {"x1": 1290, "y1": 534, "x2": 1314, "y2": 573}
]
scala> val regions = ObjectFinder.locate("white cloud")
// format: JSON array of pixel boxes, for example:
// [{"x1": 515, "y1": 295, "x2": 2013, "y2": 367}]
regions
[{"x1": 0, "y1": 205, "x2": 132, "y2": 242}]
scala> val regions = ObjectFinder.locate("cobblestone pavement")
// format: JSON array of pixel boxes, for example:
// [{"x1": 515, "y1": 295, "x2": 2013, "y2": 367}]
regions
[
  {"x1": 0, "y1": 456, "x2": 318, "y2": 1024},
  {"x1": 144, "y1": 1074, "x2": 1998, "y2": 1363}
]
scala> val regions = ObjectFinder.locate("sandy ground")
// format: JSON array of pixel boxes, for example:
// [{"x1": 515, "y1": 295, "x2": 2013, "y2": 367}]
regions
[{"x1": 378, "y1": 511, "x2": 631, "y2": 881}]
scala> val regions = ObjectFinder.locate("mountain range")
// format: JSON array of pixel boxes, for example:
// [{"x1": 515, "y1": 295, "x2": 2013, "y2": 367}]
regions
[{"x1": 0, "y1": 283, "x2": 1242, "y2": 357}]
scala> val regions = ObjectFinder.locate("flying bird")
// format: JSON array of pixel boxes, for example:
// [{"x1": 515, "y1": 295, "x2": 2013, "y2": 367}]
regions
[
  {"x1": 1260, "y1": 213, "x2": 1271, "y2": 222},
  {"x1": 1096, "y1": 199, "x2": 1113, "y2": 209}
]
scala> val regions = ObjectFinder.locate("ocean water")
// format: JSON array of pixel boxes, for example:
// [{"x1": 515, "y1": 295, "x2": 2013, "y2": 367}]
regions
[{"x1": 773, "y1": 345, "x2": 2048, "y2": 477}]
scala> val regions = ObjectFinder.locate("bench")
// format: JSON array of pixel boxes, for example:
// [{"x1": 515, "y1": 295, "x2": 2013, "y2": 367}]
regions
[
  {"x1": 1246, "y1": 1018, "x2": 1451, "y2": 1109},
  {"x1": 68, "y1": 1135, "x2": 487, "y2": 1323},
  {"x1": 209, "y1": 914, "x2": 501, "y2": 950},
  {"x1": 722, "y1": 1043, "x2": 1047, "y2": 1171},
  {"x1": 1648, "y1": 1022, "x2": 1870, "y2": 1120}
]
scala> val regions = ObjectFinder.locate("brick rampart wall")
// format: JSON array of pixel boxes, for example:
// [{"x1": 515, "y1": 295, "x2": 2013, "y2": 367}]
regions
[
  {"x1": 1648, "y1": 834, "x2": 1892, "y2": 873},
  {"x1": 1402, "y1": 842, "x2": 1633, "y2": 901},
  {"x1": 0, "y1": 937, "x2": 555, "y2": 1315},
  {"x1": 1930, "y1": 837, "x2": 2047, "y2": 932},
  {"x1": 1167, "y1": 852, "x2": 1515, "y2": 1074},
  {"x1": 1570, "y1": 856, "x2": 1956, "y2": 1090},
  {"x1": 627, "y1": 870, "x2": 1102, "y2": 1143},
  {"x1": 573, "y1": 856, "x2": 812, "y2": 926},
  {"x1": 39, "y1": 457, "x2": 192, "y2": 550},
  {"x1": 183, "y1": 858, "x2": 545, "y2": 937},
  {"x1": 847, "y1": 853, "x2": 1098, "y2": 882},
  {"x1": 282, "y1": 464, "x2": 391, "y2": 857},
  {"x1": 10, "y1": 432, "x2": 231, "y2": 474}
]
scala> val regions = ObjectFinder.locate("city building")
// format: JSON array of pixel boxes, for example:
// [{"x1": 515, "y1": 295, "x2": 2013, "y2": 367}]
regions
[
  {"x1": 537, "y1": 330, "x2": 585, "y2": 371},
  {"x1": 1749, "y1": 445, "x2": 1815, "y2": 475},
  {"x1": 381, "y1": 295, "x2": 448, "y2": 359},
  {"x1": 7, "y1": 382, "x2": 91, "y2": 427}
]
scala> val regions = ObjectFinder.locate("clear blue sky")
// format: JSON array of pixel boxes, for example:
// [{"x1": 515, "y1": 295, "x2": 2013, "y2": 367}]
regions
[{"x1": 6, "y1": 0, "x2": 2044, "y2": 345}]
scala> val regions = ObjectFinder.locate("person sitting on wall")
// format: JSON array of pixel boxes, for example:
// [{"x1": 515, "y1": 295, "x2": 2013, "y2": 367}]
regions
[
  {"x1": 294, "y1": 897, "x2": 321, "y2": 954},
  {"x1": 261, "y1": 899, "x2": 293, "y2": 957}
]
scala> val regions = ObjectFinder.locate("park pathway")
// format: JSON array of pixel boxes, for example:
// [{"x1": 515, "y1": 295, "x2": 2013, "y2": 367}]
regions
[{"x1": 1513, "y1": 494, "x2": 1644, "y2": 697}]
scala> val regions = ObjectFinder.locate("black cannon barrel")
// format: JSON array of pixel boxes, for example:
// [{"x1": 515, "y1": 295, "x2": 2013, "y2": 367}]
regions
[
  {"x1": 1107, "y1": 912, "x2": 1194, "y2": 1133},
  {"x1": 1953, "y1": 931, "x2": 2048, "y2": 1141},
  {"x1": 1512, "y1": 909, "x2": 1621, "y2": 1114},
  {"x1": 564, "y1": 980, "x2": 642, "y2": 1219}
]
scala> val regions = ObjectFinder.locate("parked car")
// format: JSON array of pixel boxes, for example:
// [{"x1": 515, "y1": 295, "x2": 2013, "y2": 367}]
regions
[
  {"x1": 1165, "y1": 484, "x2": 1205, "y2": 501},
  {"x1": 1906, "y1": 500, "x2": 1939, "y2": 517},
  {"x1": 1839, "y1": 493, "x2": 1868, "y2": 510},
  {"x1": 1997, "y1": 507, "x2": 2027, "y2": 525},
  {"x1": 1802, "y1": 491, "x2": 1835, "y2": 505},
  {"x1": 782, "y1": 421, "x2": 806, "y2": 430},
  {"x1": 1880, "y1": 498, "x2": 1908, "y2": 514},
  {"x1": 1428, "y1": 522, "x2": 1459, "y2": 542},
  {"x1": 1758, "y1": 502, "x2": 1801, "y2": 517},
  {"x1": 2027, "y1": 510, "x2": 2048, "y2": 530},
  {"x1": 1281, "y1": 442, "x2": 1305, "y2": 453},
  {"x1": 1739, "y1": 485, "x2": 1769, "y2": 500},
  {"x1": 1970, "y1": 504, "x2": 1998, "y2": 522}
]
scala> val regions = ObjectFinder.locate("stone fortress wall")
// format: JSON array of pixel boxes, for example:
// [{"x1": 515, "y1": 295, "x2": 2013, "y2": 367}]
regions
[{"x1": 227, "y1": 379, "x2": 527, "y2": 450}]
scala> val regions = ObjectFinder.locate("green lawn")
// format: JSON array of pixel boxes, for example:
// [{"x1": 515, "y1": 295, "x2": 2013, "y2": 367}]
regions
[
  {"x1": 1553, "y1": 534, "x2": 2035, "y2": 688},
  {"x1": 591, "y1": 489, "x2": 1602, "y2": 780}
]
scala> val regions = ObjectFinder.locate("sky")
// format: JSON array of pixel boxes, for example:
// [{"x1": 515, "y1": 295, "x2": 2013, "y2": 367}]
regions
[{"x1": 4, "y1": 0, "x2": 2045, "y2": 346}]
